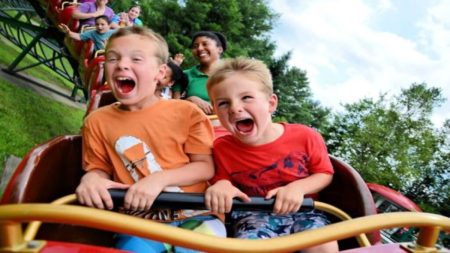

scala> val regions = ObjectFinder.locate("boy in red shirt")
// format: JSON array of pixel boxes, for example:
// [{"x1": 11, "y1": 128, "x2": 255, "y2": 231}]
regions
[{"x1": 205, "y1": 57, "x2": 338, "y2": 253}]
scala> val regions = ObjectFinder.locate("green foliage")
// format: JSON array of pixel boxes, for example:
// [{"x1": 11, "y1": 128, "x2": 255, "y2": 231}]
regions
[
  {"x1": 0, "y1": 79, "x2": 84, "y2": 172},
  {"x1": 127, "y1": 0, "x2": 277, "y2": 67},
  {"x1": 326, "y1": 83, "x2": 449, "y2": 214}
]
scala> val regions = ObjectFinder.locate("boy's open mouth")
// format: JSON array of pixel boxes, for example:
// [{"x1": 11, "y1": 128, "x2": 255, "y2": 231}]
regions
[
  {"x1": 236, "y1": 118, "x2": 254, "y2": 133},
  {"x1": 116, "y1": 77, "x2": 135, "y2": 93}
]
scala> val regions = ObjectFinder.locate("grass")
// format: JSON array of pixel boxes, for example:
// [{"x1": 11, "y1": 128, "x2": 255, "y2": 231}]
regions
[
  {"x1": 0, "y1": 13, "x2": 86, "y2": 196},
  {"x1": 0, "y1": 78, "x2": 85, "y2": 173}
]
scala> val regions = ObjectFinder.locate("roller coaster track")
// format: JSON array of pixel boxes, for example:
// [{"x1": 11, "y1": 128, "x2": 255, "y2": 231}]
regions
[{"x1": 0, "y1": 0, "x2": 86, "y2": 100}]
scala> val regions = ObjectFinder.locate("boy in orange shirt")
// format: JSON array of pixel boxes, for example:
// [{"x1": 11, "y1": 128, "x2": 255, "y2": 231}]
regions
[
  {"x1": 76, "y1": 26, "x2": 225, "y2": 252},
  {"x1": 205, "y1": 58, "x2": 338, "y2": 253}
]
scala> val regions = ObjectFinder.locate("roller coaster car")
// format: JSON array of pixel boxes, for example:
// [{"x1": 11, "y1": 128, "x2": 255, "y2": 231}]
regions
[
  {"x1": 85, "y1": 89, "x2": 115, "y2": 117},
  {"x1": 55, "y1": 3, "x2": 79, "y2": 31},
  {"x1": 367, "y1": 183, "x2": 422, "y2": 213},
  {"x1": 79, "y1": 40, "x2": 95, "y2": 69},
  {"x1": 1, "y1": 133, "x2": 449, "y2": 252},
  {"x1": 84, "y1": 52, "x2": 106, "y2": 93}
]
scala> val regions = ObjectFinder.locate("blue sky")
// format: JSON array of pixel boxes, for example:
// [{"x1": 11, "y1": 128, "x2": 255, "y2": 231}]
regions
[{"x1": 268, "y1": 0, "x2": 449, "y2": 126}]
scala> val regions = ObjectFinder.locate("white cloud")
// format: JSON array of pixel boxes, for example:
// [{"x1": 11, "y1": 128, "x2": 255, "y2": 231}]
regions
[{"x1": 269, "y1": 0, "x2": 450, "y2": 126}]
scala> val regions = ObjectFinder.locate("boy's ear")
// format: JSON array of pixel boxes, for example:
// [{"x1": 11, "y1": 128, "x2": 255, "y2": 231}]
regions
[
  {"x1": 156, "y1": 64, "x2": 168, "y2": 82},
  {"x1": 268, "y1": 93, "x2": 278, "y2": 113}
]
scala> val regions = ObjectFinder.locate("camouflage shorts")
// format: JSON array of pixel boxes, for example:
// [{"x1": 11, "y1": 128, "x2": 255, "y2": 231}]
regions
[{"x1": 231, "y1": 210, "x2": 331, "y2": 239}]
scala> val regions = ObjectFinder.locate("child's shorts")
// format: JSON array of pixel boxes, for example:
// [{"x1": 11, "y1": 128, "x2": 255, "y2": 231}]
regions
[
  {"x1": 115, "y1": 215, "x2": 226, "y2": 253},
  {"x1": 231, "y1": 210, "x2": 331, "y2": 239}
]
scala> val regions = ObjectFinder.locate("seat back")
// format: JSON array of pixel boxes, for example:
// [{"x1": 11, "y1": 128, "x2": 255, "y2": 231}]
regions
[
  {"x1": 0, "y1": 135, "x2": 115, "y2": 247},
  {"x1": 58, "y1": 5, "x2": 78, "y2": 28},
  {"x1": 320, "y1": 156, "x2": 381, "y2": 249},
  {"x1": 86, "y1": 55, "x2": 106, "y2": 93},
  {"x1": 85, "y1": 89, "x2": 115, "y2": 117}
]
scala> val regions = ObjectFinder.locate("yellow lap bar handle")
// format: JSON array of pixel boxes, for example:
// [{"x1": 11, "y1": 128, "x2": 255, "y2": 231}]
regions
[{"x1": 1, "y1": 204, "x2": 449, "y2": 253}]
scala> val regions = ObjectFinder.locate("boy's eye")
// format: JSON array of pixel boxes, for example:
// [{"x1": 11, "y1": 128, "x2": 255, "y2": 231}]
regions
[
  {"x1": 106, "y1": 56, "x2": 118, "y2": 62},
  {"x1": 217, "y1": 101, "x2": 229, "y2": 108},
  {"x1": 242, "y1": 95, "x2": 253, "y2": 100},
  {"x1": 132, "y1": 57, "x2": 143, "y2": 62}
]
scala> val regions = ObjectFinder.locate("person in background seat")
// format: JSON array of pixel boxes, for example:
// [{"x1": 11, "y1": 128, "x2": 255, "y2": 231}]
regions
[
  {"x1": 172, "y1": 31, "x2": 227, "y2": 115},
  {"x1": 72, "y1": 0, "x2": 114, "y2": 30},
  {"x1": 110, "y1": 4, "x2": 143, "y2": 28}
]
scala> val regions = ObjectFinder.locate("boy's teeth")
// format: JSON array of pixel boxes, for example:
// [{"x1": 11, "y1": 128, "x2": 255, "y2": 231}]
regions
[{"x1": 117, "y1": 77, "x2": 131, "y2": 81}]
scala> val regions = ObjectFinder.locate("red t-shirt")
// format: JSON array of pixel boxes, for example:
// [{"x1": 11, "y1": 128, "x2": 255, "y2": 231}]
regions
[{"x1": 210, "y1": 123, "x2": 333, "y2": 197}]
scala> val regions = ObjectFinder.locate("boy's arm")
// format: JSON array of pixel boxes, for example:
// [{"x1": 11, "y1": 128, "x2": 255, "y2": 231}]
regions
[
  {"x1": 266, "y1": 173, "x2": 333, "y2": 215},
  {"x1": 124, "y1": 153, "x2": 215, "y2": 211},
  {"x1": 76, "y1": 169, "x2": 129, "y2": 210},
  {"x1": 162, "y1": 153, "x2": 215, "y2": 185},
  {"x1": 58, "y1": 23, "x2": 81, "y2": 40}
]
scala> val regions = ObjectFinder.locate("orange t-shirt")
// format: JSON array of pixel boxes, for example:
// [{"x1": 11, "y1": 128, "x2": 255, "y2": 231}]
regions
[{"x1": 82, "y1": 99, "x2": 215, "y2": 220}]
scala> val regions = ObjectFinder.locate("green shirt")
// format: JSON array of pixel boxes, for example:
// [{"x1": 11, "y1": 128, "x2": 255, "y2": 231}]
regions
[{"x1": 172, "y1": 65, "x2": 210, "y2": 102}]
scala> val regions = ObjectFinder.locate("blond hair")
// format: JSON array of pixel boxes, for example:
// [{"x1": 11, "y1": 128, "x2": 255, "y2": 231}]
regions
[
  {"x1": 207, "y1": 57, "x2": 273, "y2": 98},
  {"x1": 106, "y1": 26, "x2": 169, "y2": 64}
]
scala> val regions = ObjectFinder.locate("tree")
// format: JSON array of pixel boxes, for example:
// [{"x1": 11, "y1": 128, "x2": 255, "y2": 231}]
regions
[
  {"x1": 134, "y1": 0, "x2": 278, "y2": 67},
  {"x1": 404, "y1": 119, "x2": 450, "y2": 215},
  {"x1": 326, "y1": 83, "x2": 448, "y2": 213},
  {"x1": 271, "y1": 52, "x2": 331, "y2": 130}
]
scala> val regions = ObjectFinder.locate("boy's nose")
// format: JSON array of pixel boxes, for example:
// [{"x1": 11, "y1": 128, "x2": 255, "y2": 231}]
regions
[
  {"x1": 230, "y1": 102, "x2": 243, "y2": 114},
  {"x1": 117, "y1": 59, "x2": 130, "y2": 70}
]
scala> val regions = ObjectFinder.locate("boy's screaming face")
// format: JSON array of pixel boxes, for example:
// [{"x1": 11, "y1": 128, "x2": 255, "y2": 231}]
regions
[
  {"x1": 210, "y1": 73, "x2": 278, "y2": 145},
  {"x1": 105, "y1": 34, "x2": 165, "y2": 111}
]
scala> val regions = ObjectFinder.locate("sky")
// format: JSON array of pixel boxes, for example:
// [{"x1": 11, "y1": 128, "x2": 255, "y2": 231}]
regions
[{"x1": 268, "y1": 0, "x2": 450, "y2": 127}]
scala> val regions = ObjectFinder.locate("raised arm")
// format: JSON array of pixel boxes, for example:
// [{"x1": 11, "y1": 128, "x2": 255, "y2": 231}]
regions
[{"x1": 58, "y1": 23, "x2": 81, "y2": 41}]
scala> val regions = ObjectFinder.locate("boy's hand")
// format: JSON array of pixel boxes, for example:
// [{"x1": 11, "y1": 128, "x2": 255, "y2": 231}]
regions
[
  {"x1": 205, "y1": 180, "x2": 251, "y2": 213},
  {"x1": 76, "y1": 170, "x2": 129, "y2": 210},
  {"x1": 265, "y1": 183, "x2": 304, "y2": 215},
  {"x1": 124, "y1": 172, "x2": 166, "y2": 211}
]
